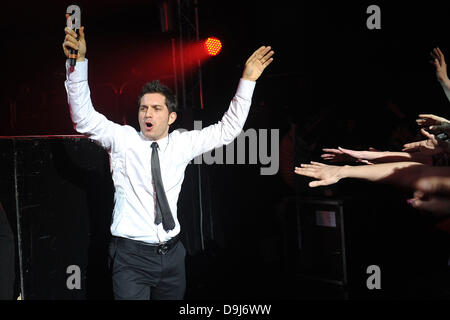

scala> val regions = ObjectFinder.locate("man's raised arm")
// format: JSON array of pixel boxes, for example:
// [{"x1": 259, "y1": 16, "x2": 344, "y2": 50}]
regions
[
  {"x1": 179, "y1": 46, "x2": 274, "y2": 161},
  {"x1": 63, "y1": 26, "x2": 120, "y2": 151}
]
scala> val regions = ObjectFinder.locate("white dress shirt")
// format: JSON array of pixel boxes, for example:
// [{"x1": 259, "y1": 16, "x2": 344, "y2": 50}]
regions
[{"x1": 64, "y1": 59, "x2": 255, "y2": 243}]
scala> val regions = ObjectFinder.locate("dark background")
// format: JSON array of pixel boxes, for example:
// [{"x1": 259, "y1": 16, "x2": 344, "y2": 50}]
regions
[
  {"x1": 2, "y1": 0, "x2": 450, "y2": 138},
  {"x1": 1, "y1": 0, "x2": 450, "y2": 300}
]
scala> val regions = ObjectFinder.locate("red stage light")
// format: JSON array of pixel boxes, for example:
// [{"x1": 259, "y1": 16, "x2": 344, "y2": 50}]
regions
[{"x1": 204, "y1": 37, "x2": 222, "y2": 56}]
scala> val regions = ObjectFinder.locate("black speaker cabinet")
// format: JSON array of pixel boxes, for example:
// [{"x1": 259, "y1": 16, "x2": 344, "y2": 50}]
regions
[{"x1": 296, "y1": 197, "x2": 348, "y2": 286}]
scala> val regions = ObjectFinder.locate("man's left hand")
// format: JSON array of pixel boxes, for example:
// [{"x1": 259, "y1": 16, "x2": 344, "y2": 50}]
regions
[{"x1": 242, "y1": 46, "x2": 274, "y2": 81}]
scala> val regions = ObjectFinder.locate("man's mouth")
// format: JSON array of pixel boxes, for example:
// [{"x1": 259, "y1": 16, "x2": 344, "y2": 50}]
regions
[{"x1": 145, "y1": 122, "x2": 153, "y2": 130}]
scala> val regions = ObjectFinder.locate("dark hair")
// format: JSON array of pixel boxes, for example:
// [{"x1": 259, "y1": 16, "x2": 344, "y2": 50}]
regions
[{"x1": 137, "y1": 80, "x2": 177, "y2": 113}]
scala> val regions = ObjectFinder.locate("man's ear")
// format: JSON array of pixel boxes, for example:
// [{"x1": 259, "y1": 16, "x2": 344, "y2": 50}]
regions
[{"x1": 168, "y1": 112, "x2": 177, "y2": 125}]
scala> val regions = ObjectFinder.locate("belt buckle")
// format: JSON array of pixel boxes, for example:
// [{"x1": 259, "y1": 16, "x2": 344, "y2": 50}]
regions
[{"x1": 157, "y1": 243, "x2": 169, "y2": 255}]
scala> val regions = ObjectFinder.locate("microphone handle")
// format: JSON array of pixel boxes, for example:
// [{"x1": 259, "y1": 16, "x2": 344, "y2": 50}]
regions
[{"x1": 69, "y1": 32, "x2": 80, "y2": 67}]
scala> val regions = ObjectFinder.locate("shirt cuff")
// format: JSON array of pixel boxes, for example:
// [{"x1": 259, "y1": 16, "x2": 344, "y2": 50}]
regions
[
  {"x1": 236, "y1": 78, "x2": 256, "y2": 101},
  {"x1": 66, "y1": 59, "x2": 88, "y2": 82}
]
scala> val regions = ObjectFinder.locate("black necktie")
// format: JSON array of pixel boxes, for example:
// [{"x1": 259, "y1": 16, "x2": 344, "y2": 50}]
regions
[{"x1": 151, "y1": 142, "x2": 175, "y2": 231}]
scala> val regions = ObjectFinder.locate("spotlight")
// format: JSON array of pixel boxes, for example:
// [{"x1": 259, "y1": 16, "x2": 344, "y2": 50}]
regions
[{"x1": 204, "y1": 37, "x2": 222, "y2": 56}]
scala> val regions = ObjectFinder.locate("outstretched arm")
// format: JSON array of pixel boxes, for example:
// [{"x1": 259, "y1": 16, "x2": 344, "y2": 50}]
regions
[
  {"x1": 321, "y1": 146, "x2": 433, "y2": 165},
  {"x1": 294, "y1": 161, "x2": 428, "y2": 188}
]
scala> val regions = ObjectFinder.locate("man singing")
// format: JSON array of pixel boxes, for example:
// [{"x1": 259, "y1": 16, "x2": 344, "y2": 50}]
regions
[{"x1": 62, "y1": 26, "x2": 274, "y2": 300}]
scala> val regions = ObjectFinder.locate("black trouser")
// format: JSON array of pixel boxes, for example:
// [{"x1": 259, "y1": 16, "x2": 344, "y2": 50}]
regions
[{"x1": 108, "y1": 236, "x2": 186, "y2": 300}]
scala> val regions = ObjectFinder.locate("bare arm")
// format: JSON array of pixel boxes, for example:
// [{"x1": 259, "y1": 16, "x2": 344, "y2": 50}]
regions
[
  {"x1": 295, "y1": 161, "x2": 429, "y2": 188},
  {"x1": 322, "y1": 147, "x2": 433, "y2": 165}
]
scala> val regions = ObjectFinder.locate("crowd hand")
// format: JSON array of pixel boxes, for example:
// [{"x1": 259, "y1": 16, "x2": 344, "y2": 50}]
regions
[
  {"x1": 416, "y1": 114, "x2": 450, "y2": 127},
  {"x1": 402, "y1": 128, "x2": 447, "y2": 153},
  {"x1": 241, "y1": 46, "x2": 274, "y2": 81},
  {"x1": 430, "y1": 47, "x2": 450, "y2": 88},
  {"x1": 294, "y1": 161, "x2": 343, "y2": 187},
  {"x1": 321, "y1": 147, "x2": 375, "y2": 165},
  {"x1": 407, "y1": 176, "x2": 450, "y2": 217},
  {"x1": 62, "y1": 26, "x2": 86, "y2": 62}
]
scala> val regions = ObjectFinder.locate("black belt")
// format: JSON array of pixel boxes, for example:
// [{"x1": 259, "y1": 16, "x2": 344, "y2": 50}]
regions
[{"x1": 113, "y1": 234, "x2": 180, "y2": 255}]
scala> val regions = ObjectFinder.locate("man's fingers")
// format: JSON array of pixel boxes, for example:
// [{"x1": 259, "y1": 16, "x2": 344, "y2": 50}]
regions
[
  {"x1": 248, "y1": 46, "x2": 274, "y2": 68},
  {"x1": 64, "y1": 36, "x2": 79, "y2": 49},
  {"x1": 63, "y1": 41, "x2": 78, "y2": 51},
  {"x1": 257, "y1": 46, "x2": 272, "y2": 59},
  {"x1": 262, "y1": 57, "x2": 274, "y2": 68},
  {"x1": 65, "y1": 33, "x2": 78, "y2": 43},
  {"x1": 64, "y1": 27, "x2": 78, "y2": 38},
  {"x1": 246, "y1": 46, "x2": 266, "y2": 64},
  {"x1": 79, "y1": 26, "x2": 85, "y2": 40}
]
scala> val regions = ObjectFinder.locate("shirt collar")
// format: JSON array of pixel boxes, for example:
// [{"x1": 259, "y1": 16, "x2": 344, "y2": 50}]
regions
[{"x1": 139, "y1": 131, "x2": 170, "y2": 153}]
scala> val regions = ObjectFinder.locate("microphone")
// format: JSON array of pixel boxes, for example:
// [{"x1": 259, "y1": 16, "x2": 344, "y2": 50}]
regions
[{"x1": 66, "y1": 5, "x2": 81, "y2": 67}]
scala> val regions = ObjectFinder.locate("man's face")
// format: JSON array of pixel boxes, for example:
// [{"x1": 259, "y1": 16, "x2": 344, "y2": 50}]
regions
[{"x1": 138, "y1": 93, "x2": 177, "y2": 141}]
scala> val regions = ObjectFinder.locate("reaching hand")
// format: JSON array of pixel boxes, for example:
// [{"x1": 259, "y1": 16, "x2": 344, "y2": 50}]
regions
[
  {"x1": 63, "y1": 26, "x2": 86, "y2": 62},
  {"x1": 416, "y1": 114, "x2": 450, "y2": 127},
  {"x1": 402, "y1": 128, "x2": 449, "y2": 154},
  {"x1": 321, "y1": 147, "x2": 375, "y2": 165},
  {"x1": 294, "y1": 161, "x2": 345, "y2": 187},
  {"x1": 242, "y1": 46, "x2": 274, "y2": 81},
  {"x1": 430, "y1": 47, "x2": 450, "y2": 88}
]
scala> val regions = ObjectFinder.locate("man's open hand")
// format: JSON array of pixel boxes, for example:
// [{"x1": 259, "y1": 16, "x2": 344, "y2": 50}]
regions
[{"x1": 242, "y1": 46, "x2": 274, "y2": 81}]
